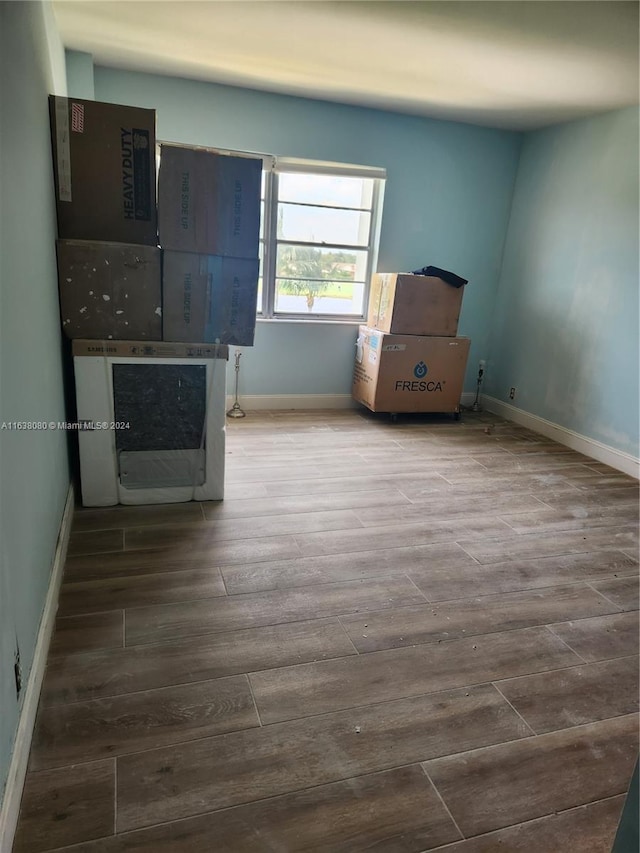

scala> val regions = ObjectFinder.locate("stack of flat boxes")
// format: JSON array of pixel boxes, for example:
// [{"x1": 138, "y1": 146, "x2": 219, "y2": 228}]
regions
[
  {"x1": 352, "y1": 273, "x2": 471, "y2": 414},
  {"x1": 50, "y1": 97, "x2": 162, "y2": 341},
  {"x1": 49, "y1": 98, "x2": 262, "y2": 347},
  {"x1": 158, "y1": 145, "x2": 261, "y2": 346}
]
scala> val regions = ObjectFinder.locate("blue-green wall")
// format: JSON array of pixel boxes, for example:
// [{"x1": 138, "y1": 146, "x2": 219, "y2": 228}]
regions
[
  {"x1": 0, "y1": 0, "x2": 69, "y2": 799},
  {"x1": 65, "y1": 49, "x2": 94, "y2": 99},
  {"x1": 487, "y1": 108, "x2": 639, "y2": 458},
  {"x1": 93, "y1": 66, "x2": 522, "y2": 397}
]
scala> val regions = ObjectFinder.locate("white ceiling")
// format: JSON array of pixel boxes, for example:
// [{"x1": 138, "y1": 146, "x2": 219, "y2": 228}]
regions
[{"x1": 53, "y1": 0, "x2": 639, "y2": 130}]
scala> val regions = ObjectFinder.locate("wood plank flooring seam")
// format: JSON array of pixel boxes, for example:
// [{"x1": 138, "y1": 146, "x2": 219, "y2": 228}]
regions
[
  {"x1": 217, "y1": 551, "x2": 474, "y2": 596},
  {"x1": 105, "y1": 757, "x2": 476, "y2": 826},
  {"x1": 242, "y1": 671, "x2": 582, "y2": 729},
  {"x1": 52, "y1": 607, "x2": 124, "y2": 622},
  {"x1": 335, "y1": 617, "x2": 362, "y2": 655},
  {"x1": 196, "y1": 601, "x2": 625, "y2": 661},
  {"x1": 421, "y1": 793, "x2": 627, "y2": 852},
  {"x1": 123, "y1": 590, "x2": 429, "y2": 647},
  {"x1": 38, "y1": 670, "x2": 276, "y2": 710},
  {"x1": 420, "y1": 764, "x2": 465, "y2": 842},
  {"x1": 120, "y1": 608, "x2": 364, "y2": 648},
  {"x1": 425, "y1": 712, "x2": 639, "y2": 837},
  {"x1": 421, "y1": 711, "x2": 638, "y2": 768},
  {"x1": 43, "y1": 761, "x2": 460, "y2": 852},
  {"x1": 113, "y1": 753, "x2": 118, "y2": 837},
  {"x1": 217, "y1": 565, "x2": 230, "y2": 596},
  {"x1": 52, "y1": 580, "x2": 636, "y2": 662},
  {"x1": 245, "y1": 673, "x2": 263, "y2": 727},
  {"x1": 584, "y1": 582, "x2": 627, "y2": 612},
  {"x1": 57, "y1": 567, "x2": 637, "y2": 617},
  {"x1": 67, "y1": 544, "x2": 125, "y2": 559},
  {"x1": 419, "y1": 569, "x2": 639, "y2": 605},
  {"x1": 38, "y1": 650, "x2": 630, "y2": 747},
  {"x1": 404, "y1": 573, "x2": 435, "y2": 602},
  {"x1": 491, "y1": 683, "x2": 538, "y2": 736},
  {"x1": 430, "y1": 790, "x2": 628, "y2": 847},
  {"x1": 70, "y1": 580, "x2": 430, "y2": 618},
  {"x1": 543, "y1": 624, "x2": 589, "y2": 663},
  {"x1": 491, "y1": 652, "x2": 639, "y2": 687},
  {"x1": 497, "y1": 514, "x2": 640, "y2": 536},
  {"x1": 43, "y1": 647, "x2": 640, "y2": 713}
]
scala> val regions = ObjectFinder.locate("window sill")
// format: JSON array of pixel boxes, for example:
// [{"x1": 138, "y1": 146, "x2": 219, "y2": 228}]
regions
[{"x1": 256, "y1": 316, "x2": 363, "y2": 327}]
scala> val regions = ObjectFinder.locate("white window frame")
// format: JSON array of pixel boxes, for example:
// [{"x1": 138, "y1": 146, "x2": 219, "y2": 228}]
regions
[
  {"x1": 261, "y1": 157, "x2": 386, "y2": 321},
  {"x1": 158, "y1": 143, "x2": 386, "y2": 322}
]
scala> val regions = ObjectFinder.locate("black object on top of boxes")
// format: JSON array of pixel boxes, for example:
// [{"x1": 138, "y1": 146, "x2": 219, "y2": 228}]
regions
[
  {"x1": 411, "y1": 265, "x2": 468, "y2": 289},
  {"x1": 49, "y1": 97, "x2": 262, "y2": 347}
]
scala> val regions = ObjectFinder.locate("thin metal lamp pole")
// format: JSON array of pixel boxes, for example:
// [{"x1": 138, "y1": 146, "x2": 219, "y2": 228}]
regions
[{"x1": 226, "y1": 350, "x2": 246, "y2": 418}]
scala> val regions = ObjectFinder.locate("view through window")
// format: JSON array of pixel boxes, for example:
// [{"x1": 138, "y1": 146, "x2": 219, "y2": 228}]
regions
[{"x1": 261, "y1": 160, "x2": 385, "y2": 319}]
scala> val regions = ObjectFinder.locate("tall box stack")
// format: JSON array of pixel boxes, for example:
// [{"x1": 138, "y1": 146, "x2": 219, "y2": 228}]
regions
[
  {"x1": 353, "y1": 270, "x2": 470, "y2": 415},
  {"x1": 158, "y1": 145, "x2": 262, "y2": 346},
  {"x1": 49, "y1": 99, "x2": 229, "y2": 506},
  {"x1": 49, "y1": 96, "x2": 161, "y2": 340}
]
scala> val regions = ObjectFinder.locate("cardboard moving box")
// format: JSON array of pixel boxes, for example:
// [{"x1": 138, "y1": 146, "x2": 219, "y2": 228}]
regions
[
  {"x1": 368, "y1": 273, "x2": 464, "y2": 337},
  {"x1": 57, "y1": 240, "x2": 161, "y2": 340},
  {"x1": 158, "y1": 146, "x2": 261, "y2": 258},
  {"x1": 49, "y1": 97, "x2": 157, "y2": 245},
  {"x1": 162, "y1": 250, "x2": 259, "y2": 346},
  {"x1": 353, "y1": 326, "x2": 470, "y2": 413}
]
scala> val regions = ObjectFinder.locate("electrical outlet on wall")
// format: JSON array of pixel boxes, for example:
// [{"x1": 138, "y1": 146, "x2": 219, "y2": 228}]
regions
[{"x1": 509, "y1": 387, "x2": 516, "y2": 400}]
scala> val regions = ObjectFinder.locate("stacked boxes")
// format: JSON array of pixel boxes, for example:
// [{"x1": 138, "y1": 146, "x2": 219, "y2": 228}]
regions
[
  {"x1": 353, "y1": 272, "x2": 470, "y2": 414},
  {"x1": 367, "y1": 273, "x2": 463, "y2": 337},
  {"x1": 57, "y1": 240, "x2": 162, "y2": 340},
  {"x1": 48, "y1": 100, "x2": 254, "y2": 508},
  {"x1": 50, "y1": 96, "x2": 160, "y2": 341},
  {"x1": 50, "y1": 101, "x2": 262, "y2": 347},
  {"x1": 158, "y1": 145, "x2": 261, "y2": 346},
  {"x1": 49, "y1": 97, "x2": 157, "y2": 245}
]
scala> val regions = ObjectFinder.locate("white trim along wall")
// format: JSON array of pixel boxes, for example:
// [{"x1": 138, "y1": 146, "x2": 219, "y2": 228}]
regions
[
  {"x1": 0, "y1": 485, "x2": 75, "y2": 853},
  {"x1": 224, "y1": 392, "x2": 639, "y2": 479}
]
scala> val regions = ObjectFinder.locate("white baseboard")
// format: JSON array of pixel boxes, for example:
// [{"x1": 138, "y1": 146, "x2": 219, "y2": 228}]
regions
[
  {"x1": 225, "y1": 394, "x2": 359, "y2": 411},
  {"x1": 0, "y1": 483, "x2": 74, "y2": 852},
  {"x1": 482, "y1": 396, "x2": 640, "y2": 479},
  {"x1": 225, "y1": 392, "x2": 479, "y2": 412}
]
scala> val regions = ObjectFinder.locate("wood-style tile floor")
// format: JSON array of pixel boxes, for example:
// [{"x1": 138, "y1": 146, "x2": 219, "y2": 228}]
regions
[{"x1": 13, "y1": 409, "x2": 640, "y2": 852}]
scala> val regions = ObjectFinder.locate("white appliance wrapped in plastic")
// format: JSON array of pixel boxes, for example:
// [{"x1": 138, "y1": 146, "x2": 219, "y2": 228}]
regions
[{"x1": 72, "y1": 340, "x2": 228, "y2": 506}]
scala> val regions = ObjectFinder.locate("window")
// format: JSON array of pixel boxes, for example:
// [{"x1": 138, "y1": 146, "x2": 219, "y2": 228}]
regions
[{"x1": 260, "y1": 159, "x2": 385, "y2": 319}]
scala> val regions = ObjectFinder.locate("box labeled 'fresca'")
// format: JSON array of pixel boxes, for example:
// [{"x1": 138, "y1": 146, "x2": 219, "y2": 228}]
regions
[
  {"x1": 49, "y1": 97, "x2": 157, "y2": 245},
  {"x1": 368, "y1": 273, "x2": 464, "y2": 337},
  {"x1": 57, "y1": 240, "x2": 161, "y2": 340},
  {"x1": 158, "y1": 146, "x2": 261, "y2": 258},
  {"x1": 352, "y1": 326, "x2": 470, "y2": 413},
  {"x1": 162, "y1": 250, "x2": 259, "y2": 346}
]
